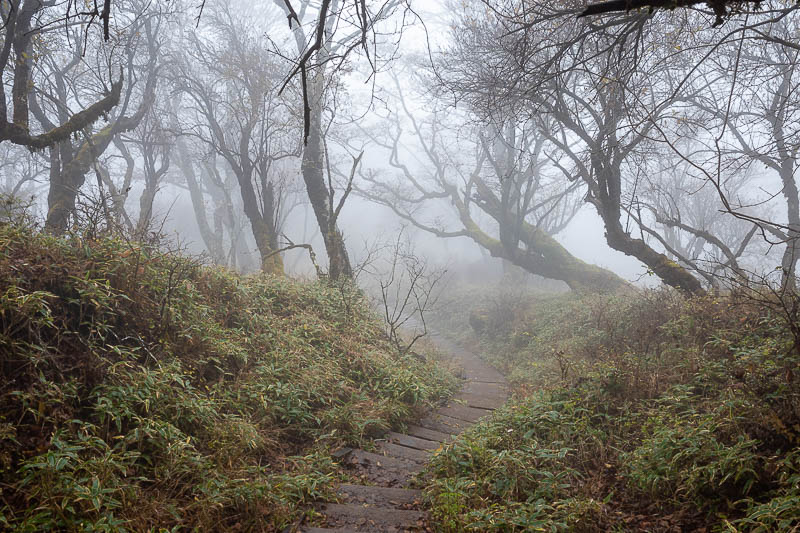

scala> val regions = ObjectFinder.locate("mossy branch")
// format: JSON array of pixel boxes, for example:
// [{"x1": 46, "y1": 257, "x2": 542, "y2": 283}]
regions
[{"x1": 1, "y1": 77, "x2": 123, "y2": 150}]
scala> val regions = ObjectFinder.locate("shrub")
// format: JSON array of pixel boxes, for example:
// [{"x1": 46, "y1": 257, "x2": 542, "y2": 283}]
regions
[
  {"x1": 426, "y1": 390, "x2": 611, "y2": 532},
  {"x1": 623, "y1": 409, "x2": 760, "y2": 510}
]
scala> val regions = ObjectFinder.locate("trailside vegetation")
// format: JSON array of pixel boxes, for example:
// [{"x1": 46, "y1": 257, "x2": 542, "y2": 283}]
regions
[
  {"x1": 426, "y1": 287, "x2": 800, "y2": 531},
  {"x1": 0, "y1": 219, "x2": 458, "y2": 531}
]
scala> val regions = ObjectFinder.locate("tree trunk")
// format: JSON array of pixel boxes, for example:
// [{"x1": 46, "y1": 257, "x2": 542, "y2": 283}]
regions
[
  {"x1": 45, "y1": 141, "x2": 84, "y2": 233},
  {"x1": 782, "y1": 228, "x2": 799, "y2": 293},
  {"x1": 102, "y1": 140, "x2": 135, "y2": 231},
  {"x1": 301, "y1": 72, "x2": 352, "y2": 280},
  {"x1": 236, "y1": 164, "x2": 283, "y2": 275},
  {"x1": 517, "y1": 221, "x2": 629, "y2": 292},
  {"x1": 135, "y1": 183, "x2": 157, "y2": 237},
  {"x1": 175, "y1": 140, "x2": 226, "y2": 264},
  {"x1": 454, "y1": 195, "x2": 628, "y2": 292},
  {"x1": 598, "y1": 205, "x2": 704, "y2": 295},
  {"x1": 588, "y1": 150, "x2": 704, "y2": 295},
  {"x1": 780, "y1": 161, "x2": 800, "y2": 292},
  {"x1": 43, "y1": 92, "x2": 151, "y2": 233}
]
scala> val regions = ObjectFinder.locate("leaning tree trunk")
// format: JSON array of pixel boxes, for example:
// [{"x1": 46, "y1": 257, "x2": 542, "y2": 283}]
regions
[
  {"x1": 586, "y1": 154, "x2": 704, "y2": 295},
  {"x1": 301, "y1": 72, "x2": 352, "y2": 281},
  {"x1": 45, "y1": 124, "x2": 122, "y2": 233},
  {"x1": 516, "y1": 221, "x2": 629, "y2": 292},
  {"x1": 603, "y1": 217, "x2": 704, "y2": 294},
  {"x1": 42, "y1": 81, "x2": 153, "y2": 234},
  {"x1": 453, "y1": 193, "x2": 628, "y2": 292}
]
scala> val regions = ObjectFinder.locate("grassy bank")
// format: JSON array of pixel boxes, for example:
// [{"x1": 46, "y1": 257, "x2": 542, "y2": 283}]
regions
[
  {"x1": 426, "y1": 287, "x2": 800, "y2": 531},
  {"x1": 0, "y1": 221, "x2": 458, "y2": 531}
]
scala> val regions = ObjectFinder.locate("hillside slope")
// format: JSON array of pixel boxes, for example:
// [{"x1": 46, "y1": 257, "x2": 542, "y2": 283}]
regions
[
  {"x1": 426, "y1": 287, "x2": 800, "y2": 531},
  {"x1": 0, "y1": 222, "x2": 457, "y2": 531}
]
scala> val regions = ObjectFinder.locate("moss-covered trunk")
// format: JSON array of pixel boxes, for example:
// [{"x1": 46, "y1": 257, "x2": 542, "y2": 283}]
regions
[
  {"x1": 452, "y1": 191, "x2": 627, "y2": 292},
  {"x1": 590, "y1": 163, "x2": 704, "y2": 295}
]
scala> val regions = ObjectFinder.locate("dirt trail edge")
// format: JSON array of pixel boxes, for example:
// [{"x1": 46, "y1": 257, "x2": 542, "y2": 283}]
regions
[{"x1": 301, "y1": 334, "x2": 509, "y2": 533}]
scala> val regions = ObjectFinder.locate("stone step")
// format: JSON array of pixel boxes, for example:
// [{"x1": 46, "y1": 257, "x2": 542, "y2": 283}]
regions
[
  {"x1": 307, "y1": 337, "x2": 512, "y2": 533},
  {"x1": 305, "y1": 528, "x2": 361, "y2": 533},
  {"x1": 386, "y1": 431, "x2": 441, "y2": 451},
  {"x1": 462, "y1": 382, "x2": 509, "y2": 397},
  {"x1": 344, "y1": 449, "x2": 423, "y2": 485},
  {"x1": 452, "y1": 393, "x2": 507, "y2": 410},
  {"x1": 405, "y1": 425, "x2": 453, "y2": 443},
  {"x1": 376, "y1": 441, "x2": 431, "y2": 463},
  {"x1": 318, "y1": 503, "x2": 427, "y2": 531},
  {"x1": 417, "y1": 412, "x2": 469, "y2": 435},
  {"x1": 337, "y1": 484, "x2": 422, "y2": 507},
  {"x1": 461, "y1": 366, "x2": 507, "y2": 382},
  {"x1": 436, "y1": 404, "x2": 492, "y2": 423},
  {"x1": 466, "y1": 376, "x2": 507, "y2": 385}
]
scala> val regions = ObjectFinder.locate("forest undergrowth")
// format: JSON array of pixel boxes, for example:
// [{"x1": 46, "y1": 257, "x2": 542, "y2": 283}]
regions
[
  {"x1": 0, "y1": 218, "x2": 458, "y2": 532},
  {"x1": 426, "y1": 285, "x2": 800, "y2": 532}
]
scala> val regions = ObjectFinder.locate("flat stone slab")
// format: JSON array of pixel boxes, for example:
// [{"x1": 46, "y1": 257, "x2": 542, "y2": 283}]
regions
[
  {"x1": 418, "y1": 412, "x2": 469, "y2": 435},
  {"x1": 346, "y1": 449, "x2": 420, "y2": 469},
  {"x1": 344, "y1": 449, "x2": 422, "y2": 485},
  {"x1": 430, "y1": 411, "x2": 474, "y2": 427},
  {"x1": 337, "y1": 484, "x2": 422, "y2": 507},
  {"x1": 452, "y1": 393, "x2": 507, "y2": 410},
  {"x1": 386, "y1": 432, "x2": 441, "y2": 451},
  {"x1": 462, "y1": 382, "x2": 509, "y2": 397},
  {"x1": 302, "y1": 527, "x2": 358, "y2": 533},
  {"x1": 405, "y1": 425, "x2": 453, "y2": 443},
  {"x1": 318, "y1": 503, "x2": 427, "y2": 532},
  {"x1": 436, "y1": 404, "x2": 492, "y2": 423},
  {"x1": 377, "y1": 441, "x2": 431, "y2": 463}
]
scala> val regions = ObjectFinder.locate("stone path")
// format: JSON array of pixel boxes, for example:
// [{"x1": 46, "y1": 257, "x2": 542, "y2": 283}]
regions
[{"x1": 301, "y1": 335, "x2": 509, "y2": 533}]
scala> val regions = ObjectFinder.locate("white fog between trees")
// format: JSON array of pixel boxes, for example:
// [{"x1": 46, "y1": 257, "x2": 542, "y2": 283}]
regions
[{"x1": 2, "y1": 0, "x2": 799, "y2": 298}]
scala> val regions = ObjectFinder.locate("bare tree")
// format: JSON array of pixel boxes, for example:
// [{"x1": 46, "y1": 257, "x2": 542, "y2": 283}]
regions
[
  {"x1": 0, "y1": 0, "x2": 123, "y2": 149},
  {"x1": 122, "y1": 103, "x2": 174, "y2": 238},
  {"x1": 358, "y1": 70, "x2": 626, "y2": 291},
  {"x1": 376, "y1": 231, "x2": 446, "y2": 355},
  {"x1": 434, "y1": 1, "x2": 717, "y2": 293},
  {"x1": 173, "y1": 133, "x2": 235, "y2": 267},
  {"x1": 273, "y1": 0, "x2": 413, "y2": 143},
  {"x1": 174, "y1": 3, "x2": 301, "y2": 274},
  {"x1": 273, "y1": 0, "x2": 361, "y2": 280},
  {"x1": 678, "y1": 19, "x2": 800, "y2": 291},
  {"x1": 28, "y1": 3, "x2": 163, "y2": 233}
]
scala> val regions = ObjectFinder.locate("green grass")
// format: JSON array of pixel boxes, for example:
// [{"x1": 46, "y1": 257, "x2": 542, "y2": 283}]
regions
[
  {"x1": 426, "y1": 287, "x2": 800, "y2": 531},
  {"x1": 0, "y1": 221, "x2": 459, "y2": 531}
]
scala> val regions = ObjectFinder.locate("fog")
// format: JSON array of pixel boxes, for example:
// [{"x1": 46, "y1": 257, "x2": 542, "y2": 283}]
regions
[{"x1": 2, "y1": 0, "x2": 798, "y2": 296}]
